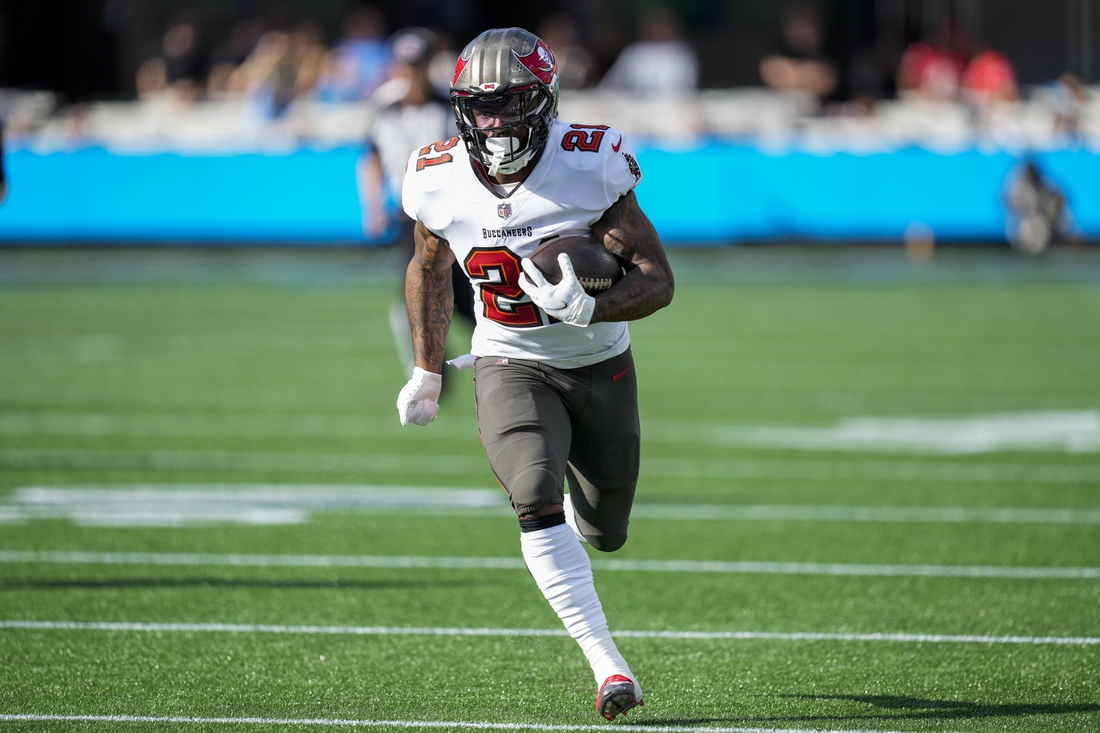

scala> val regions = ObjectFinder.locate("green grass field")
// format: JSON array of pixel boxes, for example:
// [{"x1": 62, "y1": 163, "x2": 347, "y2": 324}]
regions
[{"x1": 1, "y1": 247, "x2": 1098, "y2": 732}]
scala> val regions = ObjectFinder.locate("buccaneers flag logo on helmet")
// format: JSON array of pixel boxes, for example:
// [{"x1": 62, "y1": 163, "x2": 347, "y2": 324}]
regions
[{"x1": 514, "y1": 40, "x2": 557, "y2": 86}]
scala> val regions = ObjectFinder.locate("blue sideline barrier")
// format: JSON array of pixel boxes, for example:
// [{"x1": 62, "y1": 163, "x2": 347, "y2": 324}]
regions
[{"x1": 1, "y1": 144, "x2": 1097, "y2": 243}]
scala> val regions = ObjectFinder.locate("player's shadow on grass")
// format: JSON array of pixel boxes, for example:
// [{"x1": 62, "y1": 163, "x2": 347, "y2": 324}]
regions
[
  {"x1": 1, "y1": 577, "x2": 499, "y2": 591},
  {"x1": 769, "y1": 694, "x2": 1100, "y2": 723},
  {"x1": 633, "y1": 694, "x2": 1100, "y2": 727}
]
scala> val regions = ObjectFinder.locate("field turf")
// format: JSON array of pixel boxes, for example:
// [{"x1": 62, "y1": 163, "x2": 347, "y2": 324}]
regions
[{"x1": 0, "y1": 247, "x2": 1098, "y2": 732}]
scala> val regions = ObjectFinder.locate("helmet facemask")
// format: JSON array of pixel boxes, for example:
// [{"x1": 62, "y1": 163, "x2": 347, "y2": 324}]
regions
[{"x1": 452, "y1": 85, "x2": 555, "y2": 177}]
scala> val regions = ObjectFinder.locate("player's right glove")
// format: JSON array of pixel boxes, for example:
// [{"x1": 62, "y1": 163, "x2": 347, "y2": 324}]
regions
[
  {"x1": 519, "y1": 253, "x2": 596, "y2": 328},
  {"x1": 396, "y1": 367, "x2": 442, "y2": 426}
]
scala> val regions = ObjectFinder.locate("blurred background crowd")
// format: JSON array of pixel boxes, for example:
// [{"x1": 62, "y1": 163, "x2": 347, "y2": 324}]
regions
[
  {"x1": 0, "y1": 0, "x2": 1097, "y2": 251},
  {"x1": 0, "y1": 0, "x2": 1096, "y2": 148}
]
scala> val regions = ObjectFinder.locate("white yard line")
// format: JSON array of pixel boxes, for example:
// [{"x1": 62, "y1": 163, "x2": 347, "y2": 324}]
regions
[
  {"x1": 2, "y1": 448, "x2": 1098, "y2": 484},
  {"x1": 5, "y1": 409, "x2": 1098, "y2": 454},
  {"x1": 4, "y1": 485, "x2": 1100, "y2": 526},
  {"x1": 0, "y1": 713, "x2": 966, "y2": 733},
  {"x1": 0, "y1": 550, "x2": 1096, "y2": 579},
  {"x1": 1, "y1": 620, "x2": 1096, "y2": 646},
  {"x1": 648, "y1": 411, "x2": 1100, "y2": 454},
  {"x1": 628, "y1": 504, "x2": 1100, "y2": 524},
  {"x1": 591, "y1": 559, "x2": 1100, "y2": 579},
  {"x1": 0, "y1": 485, "x2": 510, "y2": 526},
  {"x1": 0, "y1": 411, "x2": 472, "y2": 440},
  {"x1": 642, "y1": 457, "x2": 1100, "y2": 484},
  {"x1": 0, "y1": 550, "x2": 524, "y2": 570},
  {"x1": 0, "y1": 448, "x2": 488, "y2": 476}
]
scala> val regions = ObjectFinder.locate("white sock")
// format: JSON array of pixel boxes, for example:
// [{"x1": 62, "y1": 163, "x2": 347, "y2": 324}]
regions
[
  {"x1": 520, "y1": 523, "x2": 640, "y2": 696},
  {"x1": 563, "y1": 492, "x2": 588, "y2": 544}
]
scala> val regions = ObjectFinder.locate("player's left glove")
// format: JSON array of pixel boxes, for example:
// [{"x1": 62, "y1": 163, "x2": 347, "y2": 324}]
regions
[
  {"x1": 396, "y1": 367, "x2": 442, "y2": 426},
  {"x1": 519, "y1": 253, "x2": 596, "y2": 328}
]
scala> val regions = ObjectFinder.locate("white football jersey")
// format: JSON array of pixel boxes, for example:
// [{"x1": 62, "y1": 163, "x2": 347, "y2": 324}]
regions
[{"x1": 402, "y1": 119, "x2": 643, "y2": 369}]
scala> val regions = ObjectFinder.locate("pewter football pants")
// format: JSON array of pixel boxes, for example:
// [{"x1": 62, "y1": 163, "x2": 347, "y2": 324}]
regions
[{"x1": 473, "y1": 348, "x2": 640, "y2": 552}]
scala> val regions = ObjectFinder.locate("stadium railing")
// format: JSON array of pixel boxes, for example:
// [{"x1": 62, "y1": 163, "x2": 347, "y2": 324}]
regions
[{"x1": 4, "y1": 87, "x2": 1099, "y2": 152}]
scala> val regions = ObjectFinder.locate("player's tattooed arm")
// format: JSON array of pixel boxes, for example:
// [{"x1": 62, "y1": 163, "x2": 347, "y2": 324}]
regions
[
  {"x1": 590, "y1": 190, "x2": 675, "y2": 323},
  {"x1": 406, "y1": 221, "x2": 456, "y2": 373}
]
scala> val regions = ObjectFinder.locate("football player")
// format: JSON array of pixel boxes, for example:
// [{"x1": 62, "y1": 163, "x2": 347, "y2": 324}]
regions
[{"x1": 396, "y1": 27, "x2": 674, "y2": 720}]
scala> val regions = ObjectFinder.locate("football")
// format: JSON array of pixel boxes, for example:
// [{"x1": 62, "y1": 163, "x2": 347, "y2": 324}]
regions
[{"x1": 526, "y1": 236, "x2": 624, "y2": 295}]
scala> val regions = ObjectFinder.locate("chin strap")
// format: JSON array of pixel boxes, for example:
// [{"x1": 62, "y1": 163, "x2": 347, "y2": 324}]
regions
[{"x1": 487, "y1": 149, "x2": 505, "y2": 177}]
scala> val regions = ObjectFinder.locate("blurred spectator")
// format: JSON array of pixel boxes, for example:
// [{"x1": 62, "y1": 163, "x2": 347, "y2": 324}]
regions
[
  {"x1": 226, "y1": 25, "x2": 326, "y2": 117},
  {"x1": 231, "y1": 31, "x2": 295, "y2": 116},
  {"x1": 135, "y1": 58, "x2": 168, "y2": 99},
  {"x1": 356, "y1": 27, "x2": 472, "y2": 381},
  {"x1": 316, "y1": 8, "x2": 390, "y2": 102},
  {"x1": 759, "y1": 4, "x2": 837, "y2": 100},
  {"x1": 162, "y1": 20, "x2": 204, "y2": 90},
  {"x1": 960, "y1": 46, "x2": 1019, "y2": 144},
  {"x1": 962, "y1": 48, "x2": 1018, "y2": 106},
  {"x1": 598, "y1": 6, "x2": 697, "y2": 96},
  {"x1": 847, "y1": 25, "x2": 905, "y2": 101},
  {"x1": 289, "y1": 24, "x2": 329, "y2": 98},
  {"x1": 538, "y1": 14, "x2": 595, "y2": 89},
  {"x1": 1050, "y1": 73, "x2": 1086, "y2": 137},
  {"x1": 1005, "y1": 161, "x2": 1075, "y2": 254},
  {"x1": 0, "y1": 121, "x2": 6, "y2": 204},
  {"x1": 207, "y1": 18, "x2": 265, "y2": 98},
  {"x1": 136, "y1": 19, "x2": 205, "y2": 101},
  {"x1": 425, "y1": 32, "x2": 459, "y2": 97},
  {"x1": 897, "y1": 21, "x2": 970, "y2": 100}
]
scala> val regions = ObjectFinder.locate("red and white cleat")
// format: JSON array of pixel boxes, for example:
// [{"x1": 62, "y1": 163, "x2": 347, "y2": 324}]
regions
[{"x1": 596, "y1": 674, "x2": 643, "y2": 721}]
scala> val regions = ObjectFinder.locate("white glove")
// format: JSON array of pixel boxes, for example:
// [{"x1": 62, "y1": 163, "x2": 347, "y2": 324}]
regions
[
  {"x1": 518, "y1": 253, "x2": 596, "y2": 328},
  {"x1": 396, "y1": 367, "x2": 442, "y2": 426}
]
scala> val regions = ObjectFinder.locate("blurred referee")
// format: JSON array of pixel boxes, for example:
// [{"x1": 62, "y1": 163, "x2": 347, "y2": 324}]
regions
[{"x1": 358, "y1": 28, "x2": 475, "y2": 380}]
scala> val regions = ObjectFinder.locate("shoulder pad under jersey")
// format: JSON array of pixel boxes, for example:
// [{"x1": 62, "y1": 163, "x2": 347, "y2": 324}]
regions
[
  {"x1": 555, "y1": 122, "x2": 643, "y2": 211},
  {"x1": 402, "y1": 136, "x2": 463, "y2": 229}
]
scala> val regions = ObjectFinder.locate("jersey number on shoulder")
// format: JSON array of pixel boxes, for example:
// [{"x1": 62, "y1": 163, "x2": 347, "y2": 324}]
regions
[
  {"x1": 464, "y1": 247, "x2": 540, "y2": 328},
  {"x1": 561, "y1": 124, "x2": 609, "y2": 153},
  {"x1": 415, "y1": 137, "x2": 459, "y2": 171}
]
